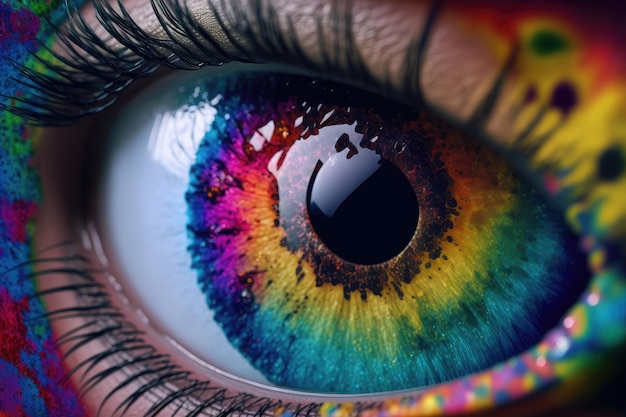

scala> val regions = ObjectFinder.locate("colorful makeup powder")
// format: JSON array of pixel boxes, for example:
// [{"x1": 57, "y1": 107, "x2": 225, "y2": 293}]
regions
[
  {"x1": 185, "y1": 71, "x2": 588, "y2": 393},
  {"x1": 0, "y1": 2, "x2": 84, "y2": 416}
]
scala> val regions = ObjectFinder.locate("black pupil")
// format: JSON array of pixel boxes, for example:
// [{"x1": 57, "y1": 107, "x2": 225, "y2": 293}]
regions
[{"x1": 307, "y1": 152, "x2": 419, "y2": 265}]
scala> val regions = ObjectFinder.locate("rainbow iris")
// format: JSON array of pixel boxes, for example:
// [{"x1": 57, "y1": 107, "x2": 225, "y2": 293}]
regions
[{"x1": 185, "y1": 70, "x2": 587, "y2": 393}]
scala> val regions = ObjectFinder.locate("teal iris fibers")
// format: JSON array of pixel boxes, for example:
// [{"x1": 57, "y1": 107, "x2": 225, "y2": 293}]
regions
[
  {"x1": 184, "y1": 68, "x2": 588, "y2": 393},
  {"x1": 251, "y1": 189, "x2": 581, "y2": 392}
]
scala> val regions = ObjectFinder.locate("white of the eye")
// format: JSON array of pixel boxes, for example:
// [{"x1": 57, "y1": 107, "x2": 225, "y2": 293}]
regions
[{"x1": 100, "y1": 68, "x2": 270, "y2": 386}]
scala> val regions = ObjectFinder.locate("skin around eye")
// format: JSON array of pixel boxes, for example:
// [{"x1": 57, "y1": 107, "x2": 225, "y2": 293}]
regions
[{"x1": 1, "y1": 0, "x2": 625, "y2": 417}]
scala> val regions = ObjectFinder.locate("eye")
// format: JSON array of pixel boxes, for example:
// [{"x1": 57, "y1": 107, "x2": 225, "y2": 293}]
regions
[
  {"x1": 93, "y1": 63, "x2": 588, "y2": 395},
  {"x1": 3, "y1": 0, "x2": 626, "y2": 416}
]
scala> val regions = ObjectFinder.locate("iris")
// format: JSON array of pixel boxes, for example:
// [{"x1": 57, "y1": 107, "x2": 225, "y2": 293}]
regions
[{"x1": 184, "y1": 70, "x2": 589, "y2": 393}]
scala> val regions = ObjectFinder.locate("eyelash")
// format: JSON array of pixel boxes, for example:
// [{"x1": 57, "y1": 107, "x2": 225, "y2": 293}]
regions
[
  {"x1": 7, "y1": 0, "x2": 442, "y2": 127},
  {"x1": 34, "y1": 241, "x2": 330, "y2": 416}
]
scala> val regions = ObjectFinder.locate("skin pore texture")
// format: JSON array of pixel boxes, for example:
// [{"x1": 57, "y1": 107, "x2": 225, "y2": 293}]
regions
[{"x1": 1, "y1": 0, "x2": 626, "y2": 416}]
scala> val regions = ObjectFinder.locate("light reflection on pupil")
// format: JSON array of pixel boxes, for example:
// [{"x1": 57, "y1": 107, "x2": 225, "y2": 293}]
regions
[{"x1": 306, "y1": 146, "x2": 419, "y2": 265}]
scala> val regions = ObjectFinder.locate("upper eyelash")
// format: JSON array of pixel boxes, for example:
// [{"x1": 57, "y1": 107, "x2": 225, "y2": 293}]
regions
[{"x1": 3, "y1": 0, "x2": 418, "y2": 125}]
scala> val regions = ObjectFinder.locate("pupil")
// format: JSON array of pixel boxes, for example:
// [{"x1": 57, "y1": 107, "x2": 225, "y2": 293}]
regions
[{"x1": 307, "y1": 149, "x2": 419, "y2": 265}]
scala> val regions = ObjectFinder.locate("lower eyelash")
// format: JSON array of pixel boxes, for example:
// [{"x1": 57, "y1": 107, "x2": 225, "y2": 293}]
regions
[
  {"x1": 4, "y1": 0, "x2": 442, "y2": 128},
  {"x1": 2, "y1": 0, "x2": 326, "y2": 125},
  {"x1": 32, "y1": 240, "x2": 387, "y2": 417}
]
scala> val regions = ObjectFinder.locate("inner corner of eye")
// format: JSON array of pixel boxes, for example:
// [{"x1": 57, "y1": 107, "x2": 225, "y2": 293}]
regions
[{"x1": 83, "y1": 65, "x2": 591, "y2": 396}]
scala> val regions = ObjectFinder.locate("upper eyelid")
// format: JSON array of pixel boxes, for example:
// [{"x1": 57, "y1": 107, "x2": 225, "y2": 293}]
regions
[{"x1": 14, "y1": 0, "x2": 541, "y2": 175}]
